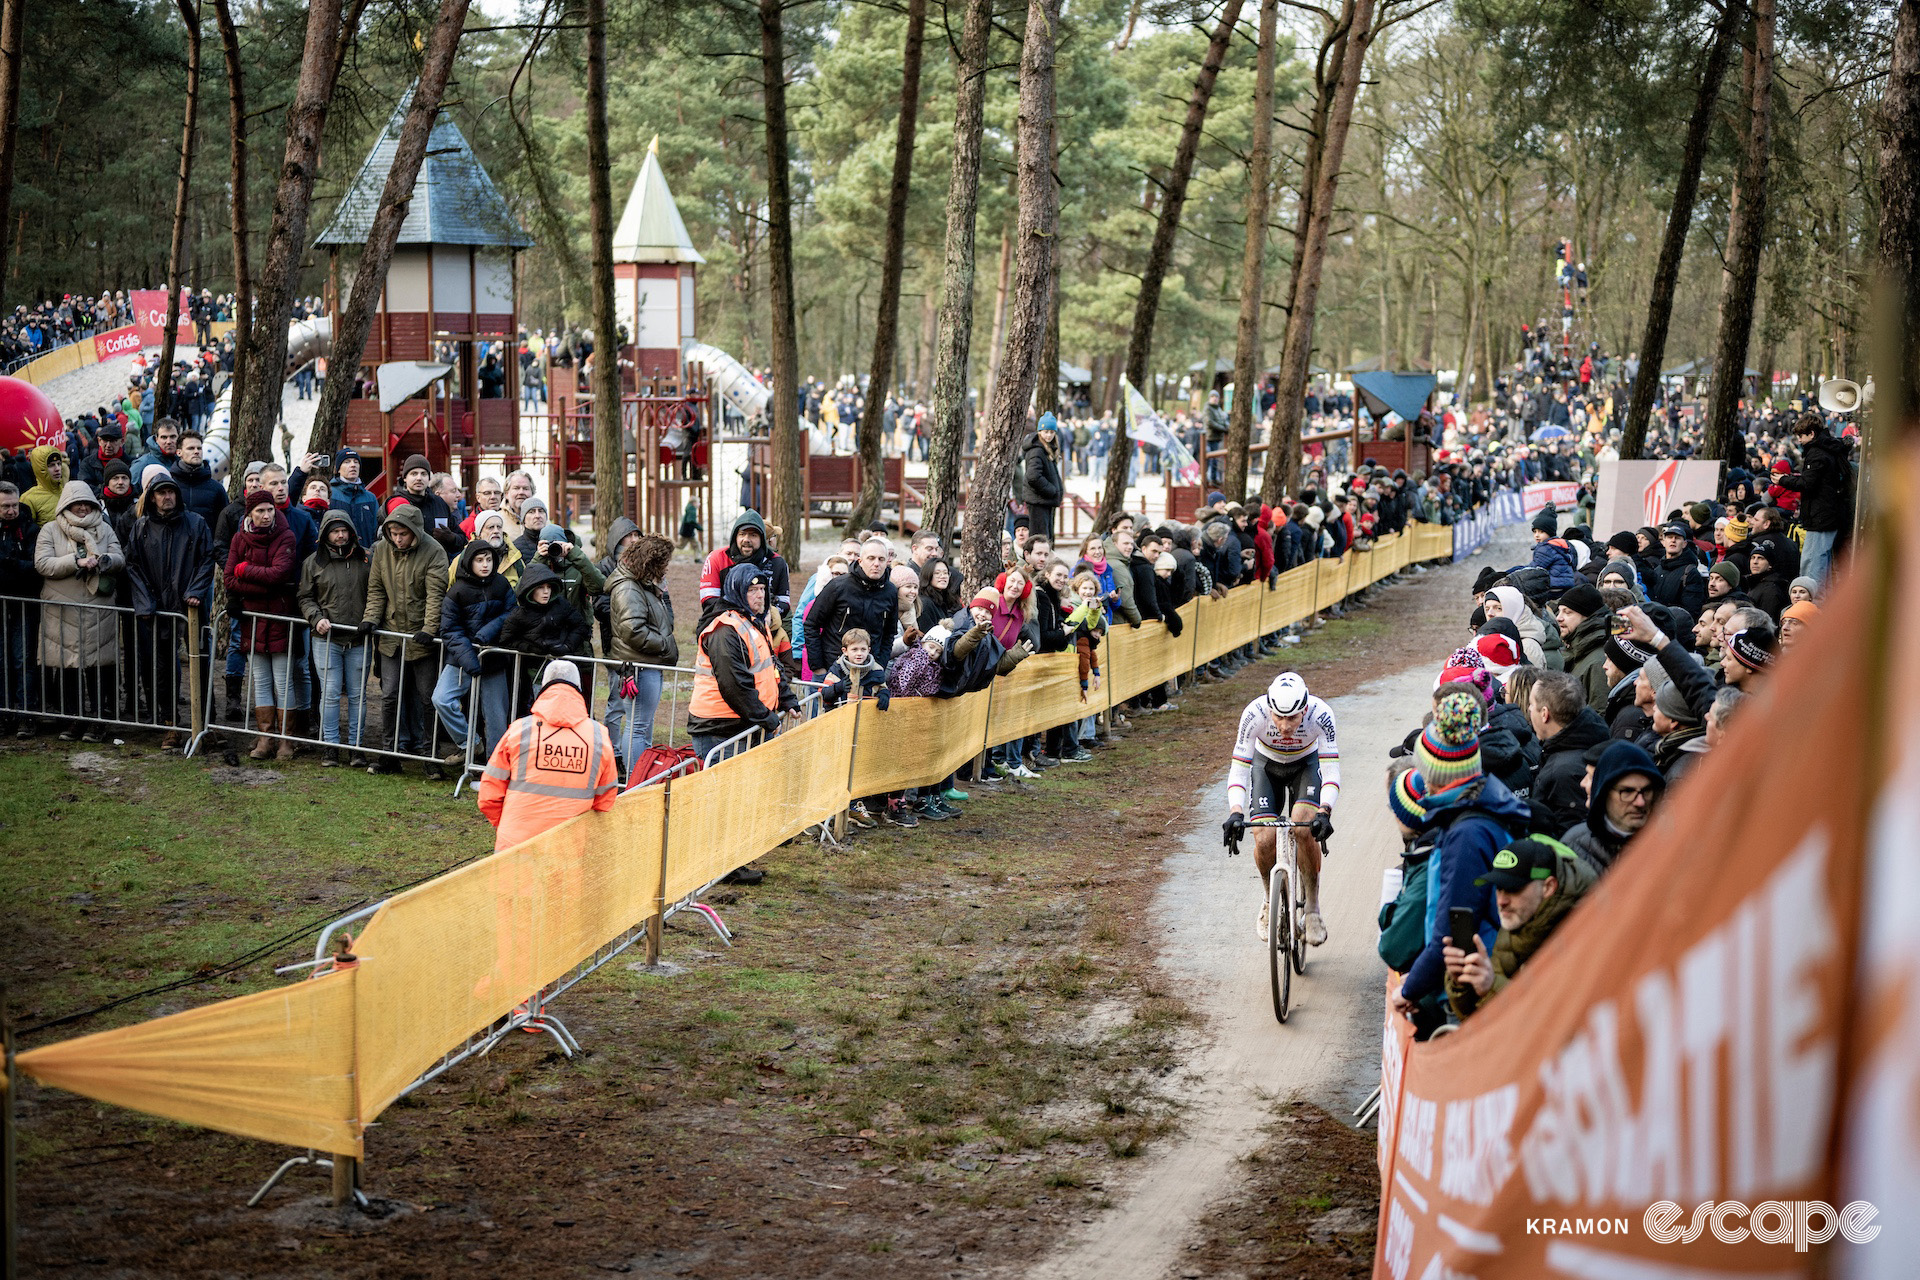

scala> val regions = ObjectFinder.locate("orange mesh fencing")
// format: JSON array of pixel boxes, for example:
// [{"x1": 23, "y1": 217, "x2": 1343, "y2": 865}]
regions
[{"x1": 16, "y1": 525, "x2": 1465, "y2": 1161}]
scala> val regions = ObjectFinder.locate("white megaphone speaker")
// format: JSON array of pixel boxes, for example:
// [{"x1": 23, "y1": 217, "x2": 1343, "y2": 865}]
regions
[{"x1": 1818, "y1": 378, "x2": 1862, "y2": 413}]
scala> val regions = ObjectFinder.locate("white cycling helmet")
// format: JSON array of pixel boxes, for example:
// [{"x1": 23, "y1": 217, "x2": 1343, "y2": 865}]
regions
[{"x1": 1266, "y1": 672, "x2": 1308, "y2": 717}]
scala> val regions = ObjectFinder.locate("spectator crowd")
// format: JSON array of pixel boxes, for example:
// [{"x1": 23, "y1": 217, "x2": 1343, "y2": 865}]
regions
[{"x1": 1375, "y1": 409, "x2": 1851, "y2": 1034}]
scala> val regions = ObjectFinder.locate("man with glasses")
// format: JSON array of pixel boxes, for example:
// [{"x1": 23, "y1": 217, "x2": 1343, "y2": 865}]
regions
[{"x1": 1562, "y1": 740, "x2": 1665, "y2": 874}]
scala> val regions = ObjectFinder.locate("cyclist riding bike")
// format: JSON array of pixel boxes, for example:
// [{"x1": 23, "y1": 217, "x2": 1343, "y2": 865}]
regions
[{"x1": 1222, "y1": 672, "x2": 1338, "y2": 947}]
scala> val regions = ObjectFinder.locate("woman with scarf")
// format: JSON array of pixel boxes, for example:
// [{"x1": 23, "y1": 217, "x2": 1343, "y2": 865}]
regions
[{"x1": 34, "y1": 481, "x2": 126, "y2": 739}]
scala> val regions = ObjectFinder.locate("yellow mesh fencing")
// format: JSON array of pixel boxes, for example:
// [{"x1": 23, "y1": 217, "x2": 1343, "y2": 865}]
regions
[
  {"x1": 847, "y1": 688, "x2": 992, "y2": 794},
  {"x1": 14, "y1": 970, "x2": 362, "y2": 1153},
  {"x1": 351, "y1": 782, "x2": 669, "y2": 1115},
  {"x1": 15, "y1": 524, "x2": 1457, "y2": 1159},
  {"x1": 663, "y1": 706, "x2": 857, "y2": 903}
]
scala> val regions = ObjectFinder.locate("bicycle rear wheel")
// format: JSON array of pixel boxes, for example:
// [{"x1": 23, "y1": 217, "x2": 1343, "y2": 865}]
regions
[{"x1": 1269, "y1": 861, "x2": 1292, "y2": 1023}]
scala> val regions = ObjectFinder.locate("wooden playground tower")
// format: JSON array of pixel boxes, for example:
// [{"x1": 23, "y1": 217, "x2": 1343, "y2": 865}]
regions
[
  {"x1": 543, "y1": 138, "x2": 718, "y2": 547},
  {"x1": 313, "y1": 87, "x2": 535, "y2": 495}
]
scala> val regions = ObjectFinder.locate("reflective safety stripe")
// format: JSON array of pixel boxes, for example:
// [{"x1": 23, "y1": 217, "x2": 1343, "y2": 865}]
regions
[
  {"x1": 507, "y1": 778, "x2": 605, "y2": 801},
  {"x1": 690, "y1": 611, "x2": 782, "y2": 721},
  {"x1": 482, "y1": 765, "x2": 511, "y2": 781}
]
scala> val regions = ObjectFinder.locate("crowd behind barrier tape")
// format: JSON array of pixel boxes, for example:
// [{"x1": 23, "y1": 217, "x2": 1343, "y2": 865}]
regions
[
  {"x1": 1450, "y1": 488, "x2": 1528, "y2": 561},
  {"x1": 17, "y1": 518, "x2": 1473, "y2": 1162}
]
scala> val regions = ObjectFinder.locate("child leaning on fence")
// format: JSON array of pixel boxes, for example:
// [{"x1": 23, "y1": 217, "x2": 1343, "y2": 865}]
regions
[
  {"x1": 820, "y1": 627, "x2": 889, "y2": 710},
  {"x1": 1066, "y1": 572, "x2": 1106, "y2": 701}
]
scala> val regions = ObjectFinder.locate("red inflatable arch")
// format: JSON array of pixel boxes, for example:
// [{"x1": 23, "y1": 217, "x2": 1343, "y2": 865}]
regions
[{"x1": 0, "y1": 376, "x2": 64, "y2": 453}]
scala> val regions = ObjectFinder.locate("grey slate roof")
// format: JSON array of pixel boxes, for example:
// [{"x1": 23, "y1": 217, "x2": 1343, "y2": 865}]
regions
[{"x1": 313, "y1": 87, "x2": 534, "y2": 249}]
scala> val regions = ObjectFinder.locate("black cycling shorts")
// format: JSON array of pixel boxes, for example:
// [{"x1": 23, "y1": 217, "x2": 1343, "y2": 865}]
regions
[{"x1": 1247, "y1": 755, "x2": 1322, "y2": 825}]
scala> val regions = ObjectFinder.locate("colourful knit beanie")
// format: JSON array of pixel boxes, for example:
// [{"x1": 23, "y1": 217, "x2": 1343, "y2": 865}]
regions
[
  {"x1": 1387, "y1": 768, "x2": 1429, "y2": 829},
  {"x1": 1417, "y1": 689, "x2": 1484, "y2": 793}
]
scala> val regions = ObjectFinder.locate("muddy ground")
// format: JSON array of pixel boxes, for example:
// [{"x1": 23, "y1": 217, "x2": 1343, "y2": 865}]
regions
[{"x1": 9, "y1": 545, "x2": 1495, "y2": 1279}]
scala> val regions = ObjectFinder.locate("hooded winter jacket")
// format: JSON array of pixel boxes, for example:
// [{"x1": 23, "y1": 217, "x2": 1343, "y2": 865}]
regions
[
  {"x1": 363, "y1": 502, "x2": 450, "y2": 660},
  {"x1": 34, "y1": 481, "x2": 126, "y2": 667},
  {"x1": 24, "y1": 446, "x2": 67, "y2": 524},
  {"x1": 298, "y1": 511, "x2": 371, "y2": 633},
  {"x1": 698, "y1": 510, "x2": 793, "y2": 612},
  {"x1": 1647, "y1": 547, "x2": 1707, "y2": 619},
  {"x1": 497, "y1": 563, "x2": 592, "y2": 662},
  {"x1": 126, "y1": 477, "x2": 213, "y2": 615},
  {"x1": 1012, "y1": 432, "x2": 1064, "y2": 508},
  {"x1": 1522, "y1": 537, "x2": 1579, "y2": 591},
  {"x1": 691, "y1": 562, "x2": 794, "y2": 737},
  {"x1": 440, "y1": 541, "x2": 517, "y2": 675},
  {"x1": 1561, "y1": 740, "x2": 1666, "y2": 873},
  {"x1": 1399, "y1": 775, "x2": 1531, "y2": 1004},
  {"x1": 224, "y1": 507, "x2": 298, "y2": 654}
]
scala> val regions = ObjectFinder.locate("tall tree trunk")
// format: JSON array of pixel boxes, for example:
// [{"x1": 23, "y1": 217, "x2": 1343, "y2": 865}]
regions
[
  {"x1": 1865, "y1": 0, "x2": 1920, "y2": 520},
  {"x1": 1096, "y1": 0, "x2": 1245, "y2": 529},
  {"x1": 1224, "y1": 0, "x2": 1278, "y2": 501},
  {"x1": 587, "y1": 0, "x2": 623, "y2": 543},
  {"x1": 1616, "y1": 0, "x2": 1746, "y2": 461},
  {"x1": 0, "y1": 0, "x2": 25, "y2": 315},
  {"x1": 309, "y1": 0, "x2": 472, "y2": 463},
  {"x1": 155, "y1": 0, "x2": 203, "y2": 423},
  {"x1": 230, "y1": 0, "x2": 357, "y2": 495},
  {"x1": 1261, "y1": 0, "x2": 1374, "y2": 506},
  {"x1": 1037, "y1": 214, "x2": 1061, "y2": 415},
  {"x1": 760, "y1": 0, "x2": 803, "y2": 549},
  {"x1": 849, "y1": 0, "x2": 928, "y2": 530},
  {"x1": 922, "y1": 0, "x2": 993, "y2": 548},
  {"x1": 982, "y1": 225, "x2": 1013, "y2": 421},
  {"x1": 1702, "y1": 0, "x2": 1773, "y2": 463},
  {"x1": 961, "y1": 0, "x2": 1058, "y2": 589},
  {"x1": 214, "y1": 0, "x2": 250, "y2": 417}
]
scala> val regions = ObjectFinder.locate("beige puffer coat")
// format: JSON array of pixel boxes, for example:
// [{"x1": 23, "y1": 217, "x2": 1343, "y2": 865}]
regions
[{"x1": 35, "y1": 481, "x2": 126, "y2": 667}]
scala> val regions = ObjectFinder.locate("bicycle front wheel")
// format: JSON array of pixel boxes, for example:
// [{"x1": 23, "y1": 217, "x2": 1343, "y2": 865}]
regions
[{"x1": 1269, "y1": 862, "x2": 1292, "y2": 1024}]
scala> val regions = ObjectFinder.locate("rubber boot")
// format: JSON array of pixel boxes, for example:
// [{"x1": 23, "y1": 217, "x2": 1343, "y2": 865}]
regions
[
  {"x1": 224, "y1": 675, "x2": 244, "y2": 722},
  {"x1": 248, "y1": 707, "x2": 274, "y2": 759},
  {"x1": 274, "y1": 710, "x2": 297, "y2": 761}
]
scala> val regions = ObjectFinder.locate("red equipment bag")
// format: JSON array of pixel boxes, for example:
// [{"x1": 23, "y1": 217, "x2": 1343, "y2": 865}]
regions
[{"x1": 624, "y1": 743, "x2": 703, "y2": 790}]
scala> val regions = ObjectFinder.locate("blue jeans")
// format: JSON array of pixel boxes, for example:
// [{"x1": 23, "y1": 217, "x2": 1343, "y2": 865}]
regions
[
  {"x1": 604, "y1": 665, "x2": 664, "y2": 770},
  {"x1": 1800, "y1": 527, "x2": 1840, "y2": 585},
  {"x1": 315, "y1": 637, "x2": 368, "y2": 746},
  {"x1": 433, "y1": 665, "x2": 514, "y2": 760},
  {"x1": 249, "y1": 652, "x2": 292, "y2": 708},
  {"x1": 225, "y1": 615, "x2": 246, "y2": 678}
]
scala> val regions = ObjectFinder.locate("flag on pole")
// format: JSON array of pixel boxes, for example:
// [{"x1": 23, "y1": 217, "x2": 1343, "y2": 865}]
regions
[{"x1": 1122, "y1": 378, "x2": 1202, "y2": 486}]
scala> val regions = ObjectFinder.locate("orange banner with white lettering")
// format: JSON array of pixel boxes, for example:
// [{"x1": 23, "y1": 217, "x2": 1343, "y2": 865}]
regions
[{"x1": 1374, "y1": 448, "x2": 1920, "y2": 1277}]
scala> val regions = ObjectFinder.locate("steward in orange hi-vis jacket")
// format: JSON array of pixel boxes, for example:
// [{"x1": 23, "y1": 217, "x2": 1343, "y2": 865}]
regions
[{"x1": 478, "y1": 659, "x2": 619, "y2": 850}]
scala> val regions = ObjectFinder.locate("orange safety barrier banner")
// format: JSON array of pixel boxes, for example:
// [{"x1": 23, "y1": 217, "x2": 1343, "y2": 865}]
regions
[
  {"x1": 16, "y1": 521, "x2": 1469, "y2": 1162},
  {"x1": 1372, "y1": 475, "x2": 1916, "y2": 1278},
  {"x1": 1106, "y1": 599, "x2": 1198, "y2": 704},
  {"x1": 1191, "y1": 584, "x2": 1258, "y2": 665}
]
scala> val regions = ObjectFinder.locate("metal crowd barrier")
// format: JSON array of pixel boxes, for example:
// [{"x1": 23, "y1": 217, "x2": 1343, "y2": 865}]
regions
[
  {"x1": 0, "y1": 593, "x2": 212, "y2": 752},
  {"x1": 454, "y1": 649, "x2": 701, "y2": 791},
  {"x1": 207, "y1": 609, "x2": 462, "y2": 771}
]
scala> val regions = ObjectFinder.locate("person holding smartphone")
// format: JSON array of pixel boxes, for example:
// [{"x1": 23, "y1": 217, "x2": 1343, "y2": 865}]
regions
[
  {"x1": 1387, "y1": 690, "x2": 1531, "y2": 1028},
  {"x1": 1441, "y1": 835, "x2": 1595, "y2": 1019}
]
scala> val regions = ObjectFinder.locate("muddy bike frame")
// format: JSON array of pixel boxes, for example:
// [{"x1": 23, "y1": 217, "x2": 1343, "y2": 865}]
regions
[{"x1": 1, "y1": 592, "x2": 213, "y2": 753}]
